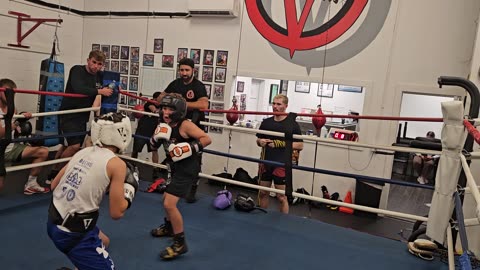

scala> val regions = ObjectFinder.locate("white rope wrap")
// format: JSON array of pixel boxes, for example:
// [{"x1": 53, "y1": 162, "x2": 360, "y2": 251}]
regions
[{"x1": 90, "y1": 113, "x2": 132, "y2": 153}]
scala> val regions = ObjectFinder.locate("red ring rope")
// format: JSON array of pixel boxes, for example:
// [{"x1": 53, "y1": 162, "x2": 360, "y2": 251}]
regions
[
  {"x1": 0, "y1": 87, "x2": 87, "y2": 98},
  {"x1": 464, "y1": 119, "x2": 480, "y2": 145}
]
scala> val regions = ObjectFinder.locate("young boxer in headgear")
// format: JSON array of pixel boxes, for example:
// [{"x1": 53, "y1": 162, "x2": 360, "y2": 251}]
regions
[
  {"x1": 47, "y1": 112, "x2": 139, "y2": 270},
  {"x1": 149, "y1": 93, "x2": 211, "y2": 260}
]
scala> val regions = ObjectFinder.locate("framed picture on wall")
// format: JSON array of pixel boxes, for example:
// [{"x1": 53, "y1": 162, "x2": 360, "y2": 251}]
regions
[
  {"x1": 120, "y1": 46, "x2": 129, "y2": 60},
  {"x1": 190, "y1": 49, "x2": 201, "y2": 64},
  {"x1": 202, "y1": 66, "x2": 213, "y2": 82},
  {"x1": 92, "y1": 44, "x2": 100, "y2": 51},
  {"x1": 269, "y1": 84, "x2": 279, "y2": 104},
  {"x1": 204, "y1": 84, "x2": 212, "y2": 99},
  {"x1": 130, "y1": 62, "x2": 139, "y2": 76},
  {"x1": 213, "y1": 85, "x2": 225, "y2": 101},
  {"x1": 110, "y1": 61, "x2": 119, "y2": 72},
  {"x1": 209, "y1": 119, "x2": 224, "y2": 134},
  {"x1": 101, "y1": 45, "x2": 110, "y2": 59},
  {"x1": 120, "y1": 61, "x2": 129, "y2": 74},
  {"x1": 162, "y1": 55, "x2": 174, "y2": 68},
  {"x1": 236, "y1": 81, "x2": 245, "y2": 93},
  {"x1": 216, "y1": 50, "x2": 228, "y2": 66},
  {"x1": 120, "y1": 76, "x2": 128, "y2": 90},
  {"x1": 317, "y1": 84, "x2": 334, "y2": 98},
  {"x1": 153, "y1": 38, "x2": 163, "y2": 53},
  {"x1": 215, "y1": 67, "x2": 226, "y2": 83},
  {"x1": 210, "y1": 102, "x2": 224, "y2": 117},
  {"x1": 338, "y1": 85, "x2": 363, "y2": 93},
  {"x1": 203, "y1": 49, "x2": 214, "y2": 65},
  {"x1": 295, "y1": 81, "x2": 310, "y2": 93},
  {"x1": 177, "y1": 48, "x2": 188, "y2": 62},
  {"x1": 143, "y1": 54, "x2": 154, "y2": 67},
  {"x1": 104, "y1": 60, "x2": 110, "y2": 71},
  {"x1": 129, "y1": 77, "x2": 138, "y2": 91},
  {"x1": 130, "y1": 47, "x2": 140, "y2": 62},
  {"x1": 111, "y1": 45, "x2": 120, "y2": 59},
  {"x1": 280, "y1": 80, "x2": 288, "y2": 94}
]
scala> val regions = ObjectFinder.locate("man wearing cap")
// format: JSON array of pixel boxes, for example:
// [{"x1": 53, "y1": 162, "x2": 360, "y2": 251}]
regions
[{"x1": 161, "y1": 58, "x2": 209, "y2": 203}]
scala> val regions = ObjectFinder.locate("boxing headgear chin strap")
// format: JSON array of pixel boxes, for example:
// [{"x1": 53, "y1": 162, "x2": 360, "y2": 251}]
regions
[
  {"x1": 159, "y1": 94, "x2": 187, "y2": 123},
  {"x1": 90, "y1": 112, "x2": 132, "y2": 153}
]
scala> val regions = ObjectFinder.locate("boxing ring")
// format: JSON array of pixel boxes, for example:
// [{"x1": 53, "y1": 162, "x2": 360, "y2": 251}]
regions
[{"x1": 0, "y1": 76, "x2": 479, "y2": 269}]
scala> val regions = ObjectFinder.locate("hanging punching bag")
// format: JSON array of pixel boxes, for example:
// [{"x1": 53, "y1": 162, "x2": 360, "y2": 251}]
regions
[
  {"x1": 312, "y1": 105, "x2": 326, "y2": 136},
  {"x1": 226, "y1": 97, "x2": 239, "y2": 125},
  {"x1": 36, "y1": 41, "x2": 64, "y2": 146}
]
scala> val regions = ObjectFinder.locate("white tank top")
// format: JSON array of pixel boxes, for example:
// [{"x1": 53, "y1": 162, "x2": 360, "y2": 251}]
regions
[{"x1": 53, "y1": 146, "x2": 116, "y2": 218}]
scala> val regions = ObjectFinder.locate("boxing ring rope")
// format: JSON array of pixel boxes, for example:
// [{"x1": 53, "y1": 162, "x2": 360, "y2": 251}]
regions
[
  {"x1": 0, "y1": 107, "x2": 99, "y2": 119},
  {"x1": 119, "y1": 154, "x2": 428, "y2": 222},
  {"x1": 117, "y1": 105, "x2": 158, "y2": 117},
  {"x1": 5, "y1": 157, "x2": 71, "y2": 173},
  {"x1": 0, "y1": 87, "x2": 88, "y2": 98},
  {"x1": 201, "y1": 121, "x2": 442, "y2": 155}
]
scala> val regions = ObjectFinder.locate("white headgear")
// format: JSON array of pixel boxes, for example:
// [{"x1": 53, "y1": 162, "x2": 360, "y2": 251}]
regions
[{"x1": 90, "y1": 112, "x2": 132, "y2": 153}]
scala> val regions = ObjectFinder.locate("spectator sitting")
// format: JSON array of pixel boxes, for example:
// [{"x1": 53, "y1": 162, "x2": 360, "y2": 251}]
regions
[{"x1": 413, "y1": 131, "x2": 439, "y2": 185}]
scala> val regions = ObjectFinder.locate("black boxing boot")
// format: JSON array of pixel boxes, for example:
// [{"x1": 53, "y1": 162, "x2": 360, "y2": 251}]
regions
[
  {"x1": 160, "y1": 232, "x2": 188, "y2": 260},
  {"x1": 151, "y1": 217, "x2": 173, "y2": 237},
  {"x1": 185, "y1": 182, "x2": 198, "y2": 203}
]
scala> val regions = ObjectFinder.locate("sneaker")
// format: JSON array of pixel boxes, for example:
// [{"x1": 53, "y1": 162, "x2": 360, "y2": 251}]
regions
[
  {"x1": 45, "y1": 170, "x2": 59, "y2": 185},
  {"x1": 185, "y1": 184, "x2": 198, "y2": 203},
  {"x1": 417, "y1": 176, "x2": 426, "y2": 185},
  {"x1": 24, "y1": 182, "x2": 50, "y2": 195},
  {"x1": 151, "y1": 219, "x2": 173, "y2": 237},
  {"x1": 160, "y1": 239, "x2": 188, "y2": 260}
]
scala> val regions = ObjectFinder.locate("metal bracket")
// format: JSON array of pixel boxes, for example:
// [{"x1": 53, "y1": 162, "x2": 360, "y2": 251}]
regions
[{"x1": 8, "y1": 11, "x2": 63, "y2": 49}]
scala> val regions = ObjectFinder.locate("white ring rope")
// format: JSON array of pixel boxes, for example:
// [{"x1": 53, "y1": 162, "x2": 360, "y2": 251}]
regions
[
  {"x1": 201, "y1": 121, "x2": 442, "y2": 156},
  {"x1": 117, "y1": 106, "x2": 158, "y2": 117},
  {"x1": 0, "y1": 107, "x2": 100, "y2": 119},
  {"x1": 5, "y1": 157, "x2": 71, "y2": 173}
]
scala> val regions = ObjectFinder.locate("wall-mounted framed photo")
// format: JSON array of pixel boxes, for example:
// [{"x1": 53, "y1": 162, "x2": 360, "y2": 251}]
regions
[
  {"x1": 110, "y1": 61, "x2": 119, "y2": 72},
  {"x1": 213, "y1": 84, "x2": 225, "y2": 101},
  {"x1": 204, "y1": 84, "x2": 212, "y2": 99},
  {"x1": 101, "y1": 45, "x2": 110, "y2": 59},
  {"x1": 130, "y1": 47, "x2": 140, "y2": 62},
  {"x1": 143, "y1": 54, "x2": 154, "y2": 67},
  {"x1": 236, "y1": 81, "x2": 245, "y2": 93},
  {"x1": 177, "y1": 48, "x2": 188, "y2": 63},
  {"x1": 120, "y1": 46, "x2": 129, "y2": 60},
  {"x1": 202, "y1": 66, "x2": 213, "y2": 82},
  {"x1": 216, "y1": 50, "x2": 228, "y2": 66},
  {"x1": 203, "y1": 49, "x2": 214, "y2": 65},
  {"x1": 269, "y1": 84, "x2": 279, "y2": 104},
  {"x1": 295, "y1": 81, "x2": 310, "y2": 93},
  {"x1": 129, "y1": 77, "x2": 138, "y2": 91},
  {"x1": 209, "y1": 119, "x2": 224, "y2": 134},
  {"x1": 92, "y1": 44, "x2": 100, "y2": 51},
  {"x1": 317, "y1": 83, "x2": 334, "y2": 98},
  {"x1": 162, "y1": 55, "x2": 174, "y2": 68},
  {"x1": 120, "y1": 76, "x2": 128, "y2": 90},
  {"x1": 190, "y1": 48, "x2": 201, "y2": 64},
  {"x1": 338, "y1": 85, "x2": 363, "y2": 93},
  {"x1": 111, "y1": 45, "x2": 120, "y2": 59},
  {"x1": 210, "y1": 102, "x2": 224, "y2": 117},
  {"x1": 214, "y1": 67, "x2": 226, "y2": 83},
  {"x1": 280, "y1": 80, "x2": 288, "y2": 94},
  {"x1": 153, "y1": 38, "x2": 163, "y2": 53}
]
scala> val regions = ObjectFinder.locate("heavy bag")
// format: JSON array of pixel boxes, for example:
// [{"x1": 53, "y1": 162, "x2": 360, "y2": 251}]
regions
[
  {"x1": 234, "y1": 194, "x2": 267, "y2": 213},
  {"x1": 213, "y1": 190, "x2": 232, "y2": 210}
]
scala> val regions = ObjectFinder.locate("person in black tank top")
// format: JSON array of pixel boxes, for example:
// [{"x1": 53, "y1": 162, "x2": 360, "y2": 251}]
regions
[
  {"x1": 163, "y1": 58, "x2": 209, "y2": 203},
  {"x1": 149, "y1": 93, "x2": 211, "y2": 260}
]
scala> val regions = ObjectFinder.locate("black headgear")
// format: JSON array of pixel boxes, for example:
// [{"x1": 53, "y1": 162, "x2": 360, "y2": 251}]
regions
[{"x1": 159, "y1": 94, "x2": 187, "y2": 123}]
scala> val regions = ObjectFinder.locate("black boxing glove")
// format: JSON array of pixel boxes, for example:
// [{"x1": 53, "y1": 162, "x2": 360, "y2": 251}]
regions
[
  {"x1": 124, "y1": 162, "x2": 140, "y2": 209},
  {"x1": 14, "y1": 117, "x2": 32, "y2": 137}
]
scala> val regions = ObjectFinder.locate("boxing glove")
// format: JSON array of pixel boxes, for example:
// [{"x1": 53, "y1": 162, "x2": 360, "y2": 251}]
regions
[
  {"x1": 168, "y1": 141, "x2": 203, "y2": 162},
  {"x1": 150, "y1": 123, "x2": 172, "y2": 149},
  {"x1": 124, "y1": 162, "x2": 140, "y2": 209}
]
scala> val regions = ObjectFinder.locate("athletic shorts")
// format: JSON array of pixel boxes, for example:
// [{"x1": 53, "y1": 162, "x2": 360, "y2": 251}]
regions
[
  {"x1": 59, "y1": 116, "x2": 87, "y2": 146},
  {"x1": 47, "y1": 222, "x2": 115, "y2": 270},
  {"x1": 132, "y1": 137, "x2": 156, "y2": 153},
  {"x1": 166, "y1": 158, "x2": 201, "y2": 197},
  {"x1": 5, "y1": 143, "x2": 27, "y2": 163},
  {"x1": 258, "y1": 165, "x2": 286, "y2": 185}
]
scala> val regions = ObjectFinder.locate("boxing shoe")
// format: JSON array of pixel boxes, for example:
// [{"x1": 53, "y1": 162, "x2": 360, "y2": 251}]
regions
[
  {"x1": 185, "y1": 184, "x2": 198, "y2": 203},
  {"x1": 24, "y1": 182, "x2": 50, "y2": 195},
  {"x1": 160, "y1": 233, "x2": 188, "y2": 260},
  {"x1": 151, "y1": 218, "x2": 173, "y2": 237}
]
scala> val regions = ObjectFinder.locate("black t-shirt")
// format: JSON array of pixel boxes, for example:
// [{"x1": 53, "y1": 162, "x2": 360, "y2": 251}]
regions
[
  {"x1": 256, "y1": 115, "x2": 303, "y2": 163},
  {"x1": 164, "y1": 78, "x2": 207, "y2": 125},
  {"x1": 135, "y1": 101, "x2": 159, "y2": 136},
  {"x1": 60, "y1": 65, "x2": 102, "y2": 121}
]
